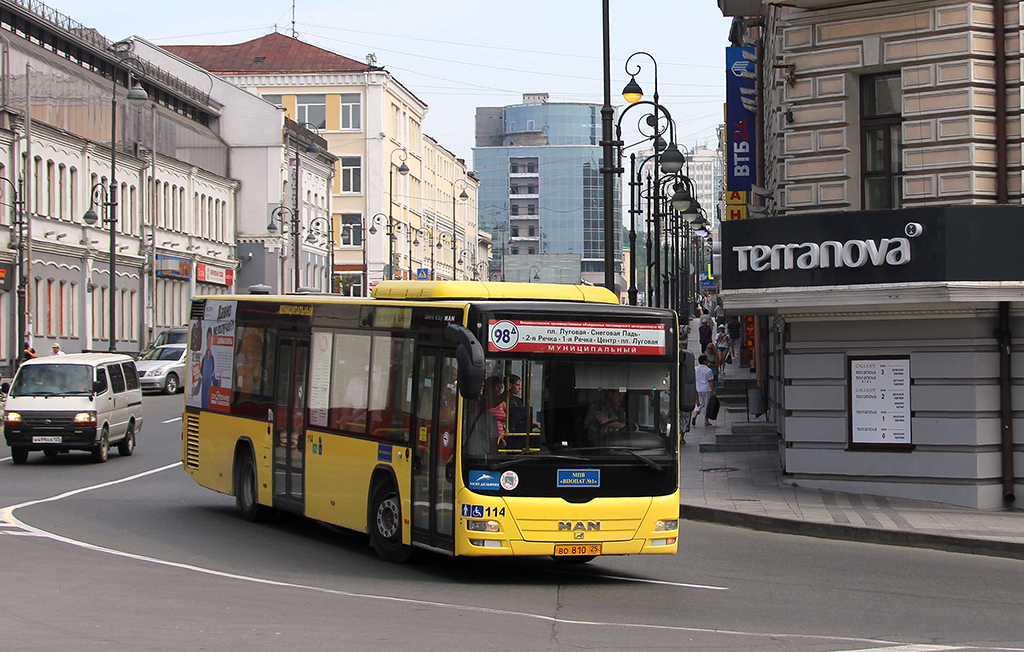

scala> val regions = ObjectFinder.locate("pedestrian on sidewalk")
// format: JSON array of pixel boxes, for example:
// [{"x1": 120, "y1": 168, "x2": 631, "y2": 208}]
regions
[
  {"x1": 727, "y1": 315, "x2": 741, "y2": 361},
  {"x1": 715, "y1": 325, "x2": 731, "y2": 376},
  {"x1": 680, "y1": 324, "x2": 691, "y2": 352},
  {"x1": 691, "y1": 354, "x2": 717, "y2": 427},
  {"x1": 714, "y1": 299, "x2": 725, "y2": 327},
  {"x1": 698, "y1": 317, "x2": 713, "y2": 352}
]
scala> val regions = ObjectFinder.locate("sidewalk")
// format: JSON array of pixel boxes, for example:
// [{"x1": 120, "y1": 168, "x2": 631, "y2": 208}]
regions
[{"x1": 678, "y1": 316, "x2": 1024, "y2": 560}]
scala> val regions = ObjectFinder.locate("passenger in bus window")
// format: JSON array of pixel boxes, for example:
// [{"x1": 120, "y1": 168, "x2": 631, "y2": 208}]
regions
[{"x1": 484, "y1": 375, "x2": 508, "y2": 442}]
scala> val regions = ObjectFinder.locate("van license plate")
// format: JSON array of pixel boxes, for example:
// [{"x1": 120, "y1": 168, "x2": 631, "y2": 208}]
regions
[
  {"x1": 553, "y1": 543, "x2": 602, "y2": 557},
  {"x1": 32, "y1": 436, "x2": 61, "y2": 444}
]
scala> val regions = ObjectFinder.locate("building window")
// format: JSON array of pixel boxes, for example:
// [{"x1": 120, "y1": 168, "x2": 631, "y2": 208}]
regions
[
  {"x1": 339, "y1": 93, "x2": 361, "y2": 129},
  {"x1": 510, "y1": 205, "x2": 519, "y2": 215},
  {"x1": 340, "y1": 157, "x2": 361, "y2": 193},
  {"x1": 296, "y1": 94, "x2": 327, "y2": 129},
  {"x1": 262, "y1": 94, "x2": 283, "y2": 107},
  {"x1": 861, "y1": 73, "x2": 903, "y2": 210},
  {"x1": 340, "y1": 214, "x2": 363, "y2": 246}
]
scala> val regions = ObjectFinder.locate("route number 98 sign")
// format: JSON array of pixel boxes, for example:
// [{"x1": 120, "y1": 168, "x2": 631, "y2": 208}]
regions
[
  {"x1": 489, "y1": 320, "x2": 520, "y2": 351},
  {"x1": 487, "y1": 319, "x2": 666, "y2": 355}
]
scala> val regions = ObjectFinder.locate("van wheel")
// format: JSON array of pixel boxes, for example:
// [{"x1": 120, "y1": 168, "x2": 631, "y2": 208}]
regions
[
  {"x1": 369, "y1": 482, "x2": 411, "y2": 563},
  {"x1": 91, "y1": 428, "x2": 109, "y2": 463},
  {"x1": 235, "y1": 453, "x2": 270, "y2": 522},
  {"x1": 164, "y1": 373, "x2": 179, "y2": 395},
  {"x1": 11, "y1": 447, "x2": 28, "y2": 464},
  {"x1": 117, "y1": 423, "x2": 135, "y2": 457}
]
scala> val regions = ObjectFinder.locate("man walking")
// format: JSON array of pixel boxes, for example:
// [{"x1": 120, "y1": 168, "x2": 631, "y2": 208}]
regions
[{"x1": 691, "y1": 354, "x2": 717, "y2": 427}]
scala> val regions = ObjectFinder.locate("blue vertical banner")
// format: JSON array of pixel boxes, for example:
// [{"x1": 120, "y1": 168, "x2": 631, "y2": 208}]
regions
[{"x1": 725, "y1": 47, "x2": 756, "y2": 193}]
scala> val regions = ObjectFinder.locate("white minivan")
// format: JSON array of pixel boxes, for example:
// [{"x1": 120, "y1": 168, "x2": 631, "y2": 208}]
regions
[{"x1": 2, "y1": 353, "x2": 144, "y2": 464}]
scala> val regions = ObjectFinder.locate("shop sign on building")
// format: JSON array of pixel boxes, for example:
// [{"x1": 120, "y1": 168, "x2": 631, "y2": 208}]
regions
[
  {"x1": 156, "y1": 255, "x2": 192, "y2": 279},
  {"x1": 196, "y1": 263, "x2": 234, "y2": 286}
]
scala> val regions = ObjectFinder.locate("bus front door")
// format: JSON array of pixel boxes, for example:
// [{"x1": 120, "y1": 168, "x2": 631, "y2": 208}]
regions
[
  {"x1": 411, "y1": 348, "x2": 458, "y2": 552},
  {"x1": 272, "y1": 335, "x2": 309, "y2": 513}
]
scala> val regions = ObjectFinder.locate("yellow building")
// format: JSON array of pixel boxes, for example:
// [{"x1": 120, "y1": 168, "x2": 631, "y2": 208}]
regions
[{"x1": 167, "y1": 32, "x2": 479, "y2": 294}]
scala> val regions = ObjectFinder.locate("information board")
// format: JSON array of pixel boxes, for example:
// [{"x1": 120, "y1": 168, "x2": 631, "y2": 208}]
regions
[{"x1": 849, "y1": 357, "x2": 911, "y2": 446}]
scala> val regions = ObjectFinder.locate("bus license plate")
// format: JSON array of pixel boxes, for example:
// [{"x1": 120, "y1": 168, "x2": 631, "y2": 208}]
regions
[
  {"x1": 554, "y1": 543, "x2": 602, "y2": 557},
  {"x1": 32, "y1": 436, "x2": 61, "y2": 444}
]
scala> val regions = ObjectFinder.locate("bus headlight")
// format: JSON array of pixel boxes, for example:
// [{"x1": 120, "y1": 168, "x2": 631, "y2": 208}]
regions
[
  {"x1": 467, "y1": 520, "x2": 500, "y2": 533},
  {"x1": 4, "y1": 411, "x2": 21, "y2": 424},
  {"x1": 73, "y1": 412, "x2": 97, "y2": 425},
  {"x1": 654, "y1": 519, "x2": 678, "y2": 532}
]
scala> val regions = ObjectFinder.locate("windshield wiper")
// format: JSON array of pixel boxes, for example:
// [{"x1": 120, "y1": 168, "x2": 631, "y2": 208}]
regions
[
  {"x1": 491, "y1": 453, "x2": 588, "y2": 471},
  {"x1": 572, "y1": 446, "x2": 664, "y2": 471}
]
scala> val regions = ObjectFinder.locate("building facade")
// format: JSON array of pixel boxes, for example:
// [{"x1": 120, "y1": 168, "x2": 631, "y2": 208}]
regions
[
  {"x1": 167, "y1": 33, "x2": 480, "y2": 294},
  {"x1": 719, "y1": 0, "x2": 1024, "y2": 509},
  {"x1": 474, "y1": 93, "x2": 621, "y2": 288},
  {"x1": 0, "y1": 0, "x2": 237, "y2": 368}
]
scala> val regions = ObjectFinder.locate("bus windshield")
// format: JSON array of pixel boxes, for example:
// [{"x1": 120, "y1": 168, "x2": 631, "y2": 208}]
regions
[{"x1": 462, "y1": 359, "x2": 675, "y2": 466}]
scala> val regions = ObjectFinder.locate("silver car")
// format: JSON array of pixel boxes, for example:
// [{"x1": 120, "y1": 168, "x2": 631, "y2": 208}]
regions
[{"x1": 136, "y1": 344, "x2": 187, "y2": 394}]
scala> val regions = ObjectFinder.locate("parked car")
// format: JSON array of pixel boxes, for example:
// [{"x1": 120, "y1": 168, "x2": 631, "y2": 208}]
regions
[
  {"x1": 136, "y1": 344, "x2": 187, "y2": 394},
  {"x1": 2, "y1": 353, "x2": 144, "y2": 464},
  {"x1": 138, "y1": 327, "x2": 188, "y2": 359}
]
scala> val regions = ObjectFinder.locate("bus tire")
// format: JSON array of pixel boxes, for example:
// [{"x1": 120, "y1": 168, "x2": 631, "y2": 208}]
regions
[
  {"x1": 369, "y1": 482, "x2": 411, "y2": 563},
  {"x1": 235, "y1": 452, "x2": 270, "y2": 523}
]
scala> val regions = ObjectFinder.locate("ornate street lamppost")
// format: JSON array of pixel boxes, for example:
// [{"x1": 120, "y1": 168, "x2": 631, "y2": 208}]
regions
[
  {"x1": 267, "y1": 205, "x2": 298, "y2": 291},
  {"x1": 285, "y1": 121, "x2": 322, "y2": 291},
  {"x1": 83, "y1": 47, "x2": 148, "y2": 351},
  {"x1": 529, "y1": 265, "x2": 540, "y2": 283},
  {"x1": 1, "y1": 176, "x2": 26, "y2": 362},
  {"x1": 306, "y1": 215, "x2": 334, "y2": 292},
  {"x1": 387, "y1": 149, "x2": 410, "y2": 280},
  {"x1": 452, "y1": 178, "x2": 469, "y2": 280},
  {"x1": 368, "y1": 212, "x2": 395, "y2": 281}
]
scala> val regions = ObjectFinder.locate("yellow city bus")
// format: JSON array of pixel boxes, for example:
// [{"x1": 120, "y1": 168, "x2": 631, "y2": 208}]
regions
[{"x1": 182, "y1": 281, "x2": 680, "y2": 562}]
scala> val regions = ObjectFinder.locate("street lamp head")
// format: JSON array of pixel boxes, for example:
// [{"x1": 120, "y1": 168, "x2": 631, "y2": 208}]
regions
[
  {"x1": 459, "y1": 189, "x2": 469, "y2": 200},
  {"x1": 622, "y1": 75, "x2": 643, "y2": 104},
  {"x1": 305, "y1": 232, "x2": 317, "y2": 243},
  {"x1": 267, "y1": 220, "x2": 278, "y2": 232},
  {"x1": 654, "y1": 135, "x2": 668, "y2": 152},
  {"x1": 397, "y1": 161, "x2": 410, "y2": 176},
  {"x1": 83, "y1": 208, "x2": 99, "y2": 225},
  {"x1": 126, "y1": 79, "x2": 149, "y2": 106},
  {"x1": 368, "y1": 224, "x2": 377, "y2": 235},
  {"x1": 304, "y1": 141, "x2": 321, "y2": 155},
  {"x1": 660, "y1": 142, "x2": 685, "y2": 174},
  {"x1": 683, "y1": 201, "x2": 703, "y2": 223},
  {"x1": 670, "y1": 183, "x2": 692, "y2": 212}
]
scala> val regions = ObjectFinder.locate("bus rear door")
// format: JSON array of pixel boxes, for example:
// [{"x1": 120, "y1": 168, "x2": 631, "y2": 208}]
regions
[{"x1": 410, "y1": 348, "x2": 458, "y2": 552}]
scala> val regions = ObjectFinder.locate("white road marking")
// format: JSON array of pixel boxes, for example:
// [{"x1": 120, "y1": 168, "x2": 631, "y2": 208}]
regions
[
  {"x1": 162, "y1": 417, "x2": 182, "y2": 424},
  {"x1": 4, "y1": 465, "x2": 1018, "y2": 650},
  {"x1": 841, "y1": 646, "x2": 960, "y2": 652},
  {"x1": 589, "y1": 573, "x2": 728, "y2": 591}
]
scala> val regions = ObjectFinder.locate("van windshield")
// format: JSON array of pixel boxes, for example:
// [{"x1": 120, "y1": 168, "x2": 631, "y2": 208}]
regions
[{"x1": 11, "y1": 364, "x2": 94, "y2": 397}]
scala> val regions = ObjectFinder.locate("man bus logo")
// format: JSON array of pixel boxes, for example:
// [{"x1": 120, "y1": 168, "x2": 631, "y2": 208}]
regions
[{"x1": 559, "y1": 521, "x2": 601, "y2": 531}]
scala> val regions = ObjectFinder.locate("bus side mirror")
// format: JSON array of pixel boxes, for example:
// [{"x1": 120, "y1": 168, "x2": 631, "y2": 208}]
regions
[{"x1": 445, "y1": 324, "x2": 485, "y2": 399}]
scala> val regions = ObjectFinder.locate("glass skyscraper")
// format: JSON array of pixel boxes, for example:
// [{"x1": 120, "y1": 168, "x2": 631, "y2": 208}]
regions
[{"x1": 473, "y1": 94, "x2": 620, "y2": 284}]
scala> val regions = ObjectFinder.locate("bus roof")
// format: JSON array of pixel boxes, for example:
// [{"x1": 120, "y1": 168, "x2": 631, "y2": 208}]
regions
[{"x1": 370, "y1": 281, "x2": 619, "y2": 304}]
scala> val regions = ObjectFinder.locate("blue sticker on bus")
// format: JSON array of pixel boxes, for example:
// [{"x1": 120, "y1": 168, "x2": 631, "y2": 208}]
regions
[
  {"x1": 461, "y1": 504, "x2": 485, "y2": 518},
  {"x1": 468, "y1": 471, "x2": 500, "y2": 490},
  {"x1": 557, "y1": 469, "x2": 601, "y2": 488},
  {"x1": 377, "y1": 444, "x2": 392, "y2": 462}
]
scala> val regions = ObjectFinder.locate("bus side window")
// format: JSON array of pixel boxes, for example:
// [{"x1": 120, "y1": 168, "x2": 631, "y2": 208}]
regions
[
  {"x1": 367, "y1": 333, "x2": 414, "y2": 444},
  {"x1": 328, "y1": 330, "x2": 371, "y2": 435}
]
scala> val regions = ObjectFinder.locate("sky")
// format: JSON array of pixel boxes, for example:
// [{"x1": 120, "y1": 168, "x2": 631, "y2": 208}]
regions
[{"x1": 56, "y1": 0, "x2": 733, "y2": 166}]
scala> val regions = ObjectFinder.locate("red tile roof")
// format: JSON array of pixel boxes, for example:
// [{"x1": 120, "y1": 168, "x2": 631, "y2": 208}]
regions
[{"x1": 164, "y1": 32, "x2": 371, "y2": 75}]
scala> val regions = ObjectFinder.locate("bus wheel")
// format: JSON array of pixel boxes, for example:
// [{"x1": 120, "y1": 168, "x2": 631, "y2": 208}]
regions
[
  {"x1": 369, "y1": 482, "x2": 411, "y2": 563},
  {"x1": 235, "y1": 453, "x2": 270, "y2": 523}
]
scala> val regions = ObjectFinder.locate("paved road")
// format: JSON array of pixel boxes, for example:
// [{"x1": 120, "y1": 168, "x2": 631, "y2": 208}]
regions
[{"x1": 2, "y1": 393, "x2": 1023, "y2": 651}]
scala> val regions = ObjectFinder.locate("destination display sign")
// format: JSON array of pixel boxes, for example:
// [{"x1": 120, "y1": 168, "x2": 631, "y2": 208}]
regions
[
  {"x1": 849, "y1": 357, "x2": 911, "y2": 446},
  {"x1": 487, "y1": 319, "x2": 666, "y2": 355}
]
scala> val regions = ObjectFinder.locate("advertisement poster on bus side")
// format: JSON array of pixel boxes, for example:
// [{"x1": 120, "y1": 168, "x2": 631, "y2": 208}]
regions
[
  {"x1": 185, "y1": 300, "x2": 236, "y2": 412},
  {"x1": 487, "y1": 320, "x2": 666, "y2": 355}
]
